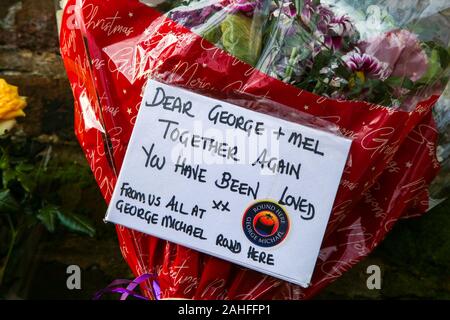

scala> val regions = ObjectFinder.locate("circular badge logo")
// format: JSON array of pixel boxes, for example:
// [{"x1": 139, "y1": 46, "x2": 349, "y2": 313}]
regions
[{"x1": 242, "y1": 200, "x2": 290, "y2": 248}]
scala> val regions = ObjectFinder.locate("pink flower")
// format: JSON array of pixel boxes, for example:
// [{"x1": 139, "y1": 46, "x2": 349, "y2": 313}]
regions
[
  {"x1": 301, "y1": 0, "x2": 334, "y2": 27},
  {"x1": 322, "y1": 15, "x2": 355, "y2": 51},
  {"x1": 274, "y1": 1, "x2": 297, "y2": 18},
  {"x1": 360, "y1": 29, "x2": 428, "y2": 82},
  {"x1": 301, "y1": 1, "x2": 355, "y2": 52},
  {"x1": 300, "y1": 0, "x2": 314, "y2": 25},
  {"x1": 221, "y1": 0, "x2": 263, "y2": 16},
  {"x1": 329, "y1": 15, "x2": 355, "y2": 38},
  {"x1": 343, "y1": 51, "x2": 390, "y2": 80}
]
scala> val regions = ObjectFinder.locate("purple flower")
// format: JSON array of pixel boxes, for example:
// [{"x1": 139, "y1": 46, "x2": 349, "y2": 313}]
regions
[
  {"x1": 299, "y1": 1, "x2": 333, "y2": 29},
  {"x1": 343, "y1": 51, "x2": 389, "y2": 80},
  {"x1": 300, "y1": 0, "x2": 312, "y2": 24},
  {"x1": 301, "y1": 0, "x2": 334, "y2": 28},
  {"x1": 300, "y1": 1, "x2": 355, "y2": 52},
  {"x1": 322, "y1": 35, "x2": 343, "y2": 52},
  {"x1": 170, "y1": 4, "x2": 223, "y2": 28},
  {"x1": 329, "y1": 15, "x2": 355, "y2": 37},
  {"x1": 170, "y1": 0, "x2": 266, "y2": 27},
  {"x1": 222, "y1": 0, "x2": 263, "y2": 16},
  {"x1": 271, "y1": 1, "x2": 297, "y2": 36},
  {"x1": 228, "y1": 0, "x2": 258, "y2": 12},
  {"x1": 322, "y1": 15, "x2": 355, "y2": 51},
  {"x1": 278, "y1": 1, "x2": 297, "y2": 18},
  {"x1": 316, "y1": 5, "x2": 335, "y2": 33}
]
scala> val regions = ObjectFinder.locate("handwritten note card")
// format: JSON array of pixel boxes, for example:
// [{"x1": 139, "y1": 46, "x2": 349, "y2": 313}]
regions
[{"x1": 105, "y1": 80, "x2": 352, "y2": 287}]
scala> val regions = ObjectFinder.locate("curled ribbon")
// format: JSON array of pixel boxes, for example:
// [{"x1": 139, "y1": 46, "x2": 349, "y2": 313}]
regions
[{"x1": 93, "y1": 274, "x2": 160, "y2": 300}]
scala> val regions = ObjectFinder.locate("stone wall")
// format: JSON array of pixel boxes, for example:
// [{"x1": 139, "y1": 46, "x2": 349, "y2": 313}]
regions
[
  {"x1": 0, "y1": 0, "x2": 132, "y2": 299},
  {"x1": 0, "y1": 0, "x2": 448, "y2": 300},
  {"x1": 0, "y1": 0, "x2": 73, "y2": 139}
]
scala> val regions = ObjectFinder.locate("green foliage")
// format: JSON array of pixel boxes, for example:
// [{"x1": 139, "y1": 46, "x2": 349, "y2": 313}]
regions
[
  {"x1": 201, "y1": 25, "x2": 222, "y2": 45},
  {"x1": 0, "y1": 189, "x2": 20, "y2": 214},
  {"x1": 36, "y1": 205, "x2": 58, "y2": 233},
  {"x1": 221, "y1": 14, "x2": 262, "y2": 66},
  {"x1": 55, "y1": 210, "x2": 95, "y2": 237},
  {"x1": 0, "y1": 134, "x2": 96, "y2": 290}
]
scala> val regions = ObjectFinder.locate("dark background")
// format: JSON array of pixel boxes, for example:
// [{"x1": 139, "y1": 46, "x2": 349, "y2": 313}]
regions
[{"x1": 0, "y1": 0, "x2": 448, "y2": 300}]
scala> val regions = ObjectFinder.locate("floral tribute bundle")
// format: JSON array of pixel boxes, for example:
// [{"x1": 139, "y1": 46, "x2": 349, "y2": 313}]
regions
[{"x1": 58, "y1": 0, "x2": 449, "y2": 299}]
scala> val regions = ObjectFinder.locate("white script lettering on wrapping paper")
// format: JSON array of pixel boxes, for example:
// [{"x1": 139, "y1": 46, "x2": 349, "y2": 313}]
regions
[
  {"x1": 106, "y1": 80, "x2": 352, "y2": 287},
  {"x1": 361, "y1": 127, "x2": 399, "y2": 160},
  {"x1": 83, "y1": 4, "x2": 134, "y2": 37}
]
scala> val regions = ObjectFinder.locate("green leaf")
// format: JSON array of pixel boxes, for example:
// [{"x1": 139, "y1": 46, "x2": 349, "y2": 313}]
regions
[
  {"x1": 16, "y1": 171, "x2": 35, "y2": 193},
  {"x1": 15, "y1": 163, "x2": 35, "y2": 173},
  {"x1": 0, "y1": 153, "x2": 9, "y2": 170},
  {"x1": 201, "y1": 26, "x2": 222, "y2": 44},
  {"x1": 221, "y1": 14, "x2": 262, "y2": 66},
  {"x1": 421, "y1": 49, "x2": 443, "y2": 83},
  {"x1": 0, "y1": 189, "x2": 20, "y2": 214},
  {"x1": 37, "y1": 206, "x2": 58, "y2": 233},
  {"x1": 56, "y1": 211, "x2": 96, "y2": 237},
  {"x1": 437, "y1": 46, "x2": 450, "y2": 70},
  {"x1": 2, "y1": 168, "x2": 16, "y2": 188},
  {"x1": 14, "y1": 161, "x2": 36, "y2": 192},
  {"x1": 294, "y1": 0, "x2": 303, "y2": 16},
  {"x1": 311, "y1": 50, "x2": 333, "y2": 73},
  {"x1": 385, "y1": 76, "x2": 414, "y2": 90}
]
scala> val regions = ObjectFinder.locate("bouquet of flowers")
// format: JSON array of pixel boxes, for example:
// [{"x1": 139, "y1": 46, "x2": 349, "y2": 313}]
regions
[
  {"x1": 164, "y1": 0, "x2": 449, "y2": 109},
  {"x1": 57, "y1": 0, "x2": 449, "y2": 299}
]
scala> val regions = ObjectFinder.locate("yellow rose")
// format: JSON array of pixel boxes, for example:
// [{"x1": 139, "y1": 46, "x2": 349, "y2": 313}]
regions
[
  {"x1": 0, "y1": 79, "x2": 27, "y2": 120},
  {"x1": 0, "y1": 79, "x2": 27, "y2": 134}
]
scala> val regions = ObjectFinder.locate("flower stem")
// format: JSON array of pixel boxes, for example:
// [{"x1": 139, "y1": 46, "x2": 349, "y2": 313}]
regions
[
  {"x1": 284, "y1": 47, "x2": 299, "y2": 81},
  {"x1": 0, "y1": 215, "x2": 17, "y2": 287}
]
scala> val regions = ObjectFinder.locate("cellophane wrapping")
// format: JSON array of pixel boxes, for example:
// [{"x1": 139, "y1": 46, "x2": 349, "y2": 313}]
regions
[{"x1": 56, "y1": 0, "x2": 449, "y2": 299}]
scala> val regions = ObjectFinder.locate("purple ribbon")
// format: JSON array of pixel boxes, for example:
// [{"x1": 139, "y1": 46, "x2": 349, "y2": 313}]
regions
[{"x1": 93, "y1": 274, "x2": 161, "y2": 300}]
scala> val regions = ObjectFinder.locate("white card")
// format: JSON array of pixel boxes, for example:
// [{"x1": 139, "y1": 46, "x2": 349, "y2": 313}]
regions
[{"x1": 105, "y1": 80, "x2": 352, "y2": 287}]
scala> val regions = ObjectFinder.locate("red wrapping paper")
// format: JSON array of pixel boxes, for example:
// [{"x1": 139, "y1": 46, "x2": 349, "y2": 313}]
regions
[{"x1": 59, "y1": 0, "x2": 441, "y2": 299}]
